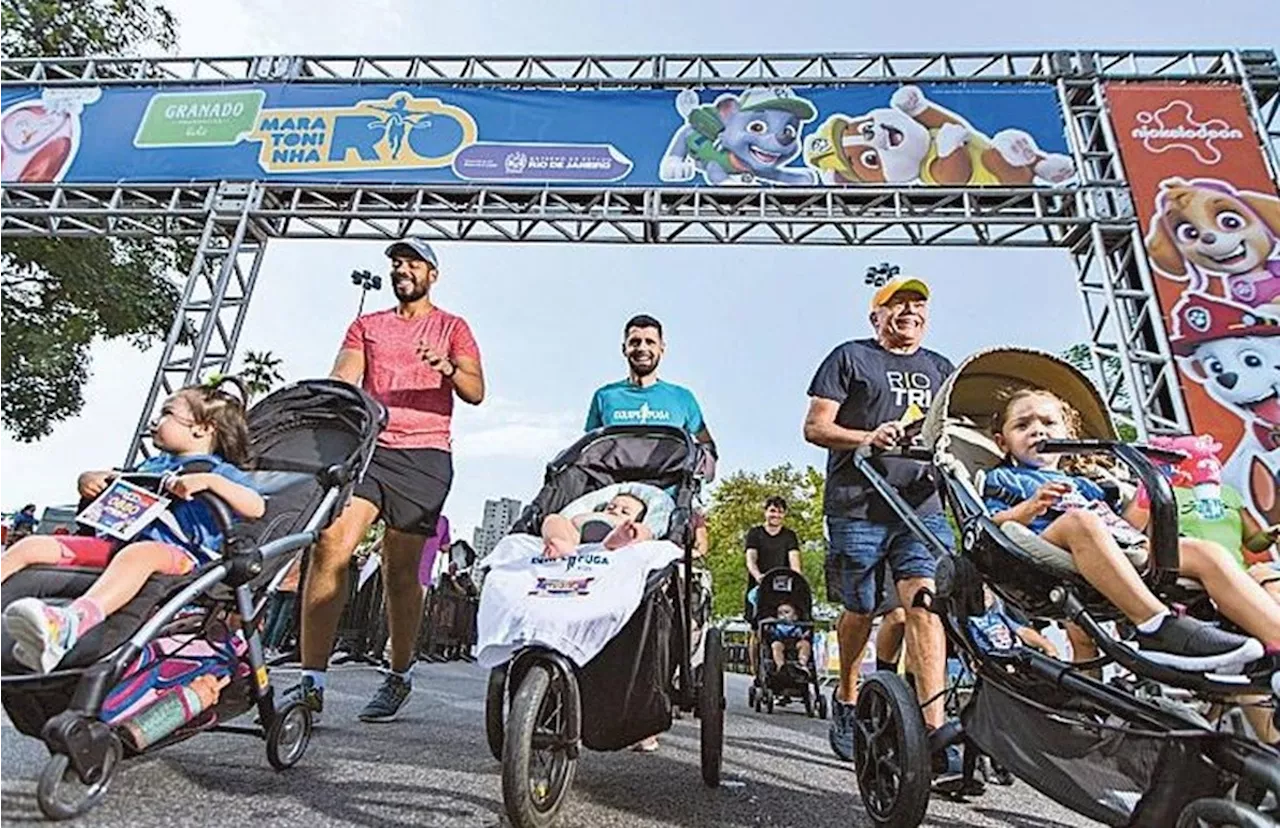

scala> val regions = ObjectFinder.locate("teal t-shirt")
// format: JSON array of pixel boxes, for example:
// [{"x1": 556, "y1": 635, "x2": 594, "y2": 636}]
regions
[{"x1": 585, "y1": 379, "x2": 706, "y2": 434}]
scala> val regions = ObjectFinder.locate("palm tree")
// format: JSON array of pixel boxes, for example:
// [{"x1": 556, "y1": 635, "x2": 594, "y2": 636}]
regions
[{"x1": 240, "y1": 350, "x2": 285, "y2": 400}]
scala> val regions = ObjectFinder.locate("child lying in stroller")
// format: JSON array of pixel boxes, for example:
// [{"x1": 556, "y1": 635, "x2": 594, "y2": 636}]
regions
[
  {"x1": 540, "y1": 492, "x2": 654, "y2": 559},
  {"x1": 984, "y1": 386, "x2": 1280, "y2": 676},
  {"x1": 0, "y1": 380, "x2": 264, "y2": 673}
]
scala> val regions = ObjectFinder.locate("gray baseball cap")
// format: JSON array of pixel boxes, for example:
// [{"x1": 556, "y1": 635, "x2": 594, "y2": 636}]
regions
[{"x1": 385, "y1": 237, "x2": 438, "y2": 267}]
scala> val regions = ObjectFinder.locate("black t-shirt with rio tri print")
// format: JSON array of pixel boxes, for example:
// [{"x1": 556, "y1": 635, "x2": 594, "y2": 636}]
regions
[{"x1": 808, "y1": 338, "x2": 954, "y2": 521}]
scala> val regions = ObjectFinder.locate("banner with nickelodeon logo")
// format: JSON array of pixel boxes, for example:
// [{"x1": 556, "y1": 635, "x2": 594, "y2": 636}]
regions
[{"x1": 1108, "y1": 82, "x2": 1280, "y2": 545}]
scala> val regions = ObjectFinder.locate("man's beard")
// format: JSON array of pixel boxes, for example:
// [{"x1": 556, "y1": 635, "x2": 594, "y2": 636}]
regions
[
  {"x1": 394, "y1": 281, "x2": 429, "y2": 302},
  {"x1": 628, "y1": 354, "x2": 659, "y2": 377}
]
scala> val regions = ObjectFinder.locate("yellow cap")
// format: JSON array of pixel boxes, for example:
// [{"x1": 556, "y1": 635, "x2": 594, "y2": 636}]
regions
[{"x1": 869, "y1": 276, "x2": 931, "y2": 312}]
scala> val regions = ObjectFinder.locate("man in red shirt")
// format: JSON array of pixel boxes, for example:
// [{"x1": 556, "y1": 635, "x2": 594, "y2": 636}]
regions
[{"x1": 288, "y1": 237, "x2": 485, "y2": 723}]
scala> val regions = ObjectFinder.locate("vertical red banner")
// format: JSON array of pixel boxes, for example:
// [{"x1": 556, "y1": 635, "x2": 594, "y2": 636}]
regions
[{"x1": 1106, "y1": 82, "x2": 1280, "y2": 532}]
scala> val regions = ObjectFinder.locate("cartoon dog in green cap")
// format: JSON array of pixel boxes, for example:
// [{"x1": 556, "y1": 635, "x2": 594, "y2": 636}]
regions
[{"x1": 659, "y1": 87, "x2": 818, "y2": 186}]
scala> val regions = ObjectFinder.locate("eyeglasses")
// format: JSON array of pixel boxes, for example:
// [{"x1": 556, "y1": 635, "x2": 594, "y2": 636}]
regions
[{"x1": 152, "y1": 405, "x2": 197, "y2": 428}]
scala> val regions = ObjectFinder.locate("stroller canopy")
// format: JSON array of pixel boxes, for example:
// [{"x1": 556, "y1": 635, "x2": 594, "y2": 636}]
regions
[
  {"x1": 510, "y1": 426, "x2": 705, "y2": 539},
  {"x1": 921, "y1": 347, "x2": 1117, "y2": 466},
  {"x1": 755, "y1": 567, "x2": 813, "y2": 622}
]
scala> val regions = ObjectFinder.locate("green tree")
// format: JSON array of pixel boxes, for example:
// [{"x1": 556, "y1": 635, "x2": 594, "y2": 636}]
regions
[
  {"x1": 1, "y1": 0, "x2": 185, "y2": 442},
  {"x1": 1062, "y1": 343, "x2": 1138, "y2": 441},
  {"x1": 239, "y1": 350, "x2": 285, "y2": 400},
  {"x1": 2, "y1": 0, "x2": 177, "y2": 57},
  {"x1": 704, "y1": 464, "x2": 826, "y2": 619}
]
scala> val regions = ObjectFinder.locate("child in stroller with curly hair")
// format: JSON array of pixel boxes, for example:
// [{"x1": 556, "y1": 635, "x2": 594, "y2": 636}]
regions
[{"x1": 984, "y1": 386, "x2": 1280, "y2": 677}]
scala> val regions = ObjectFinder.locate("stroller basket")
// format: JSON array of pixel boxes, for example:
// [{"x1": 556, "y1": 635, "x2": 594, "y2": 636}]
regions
[
  {"x1": 964, "y1": 664, "x2": 1227, "y2": 827},
  {"x1": 577, "y1": 565, "x2": 677, "y2": 751}
]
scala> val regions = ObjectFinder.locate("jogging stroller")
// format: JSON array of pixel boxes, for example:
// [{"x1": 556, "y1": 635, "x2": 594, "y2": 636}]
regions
[
  {"x1": 748, "y1": 567, "x2": 826, "y2": 719},
  {"x1": 0, "y1": 379, "x2": 384, "y2": 820},
  {"x1": 847, "y1": 347, "x2": 1280, "y2": 828},
  {"x1": 479, "y1": 425, "x2": 724, "y2": 828}
]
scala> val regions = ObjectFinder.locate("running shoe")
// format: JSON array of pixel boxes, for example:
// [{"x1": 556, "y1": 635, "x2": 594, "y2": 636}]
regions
[
  {"x1": 1133, "y1": 615, "x2": 1263, "y2": 671},
  {"x1": 5, "y1": 598, "x2": 79, "y2": 673},
  {"x1": 828, "y1": 694, "x2": 856, "y2": 762},
  {"x1": 359, "y1": 673, "x2": 412, "y2": 723},
  {"x1": 281, "y1": 674, "x2": 325, "y2": 717}
]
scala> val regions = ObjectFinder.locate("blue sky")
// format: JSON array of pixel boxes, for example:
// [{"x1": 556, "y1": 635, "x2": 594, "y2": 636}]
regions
[{"x1": 3, "y1": 0, "x2": 1277, "y2": 542}]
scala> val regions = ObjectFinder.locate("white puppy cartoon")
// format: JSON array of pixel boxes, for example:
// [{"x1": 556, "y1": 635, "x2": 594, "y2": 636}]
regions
[{"x1": 1169, "y1": 290, "x2": 1280, "y2": 524}]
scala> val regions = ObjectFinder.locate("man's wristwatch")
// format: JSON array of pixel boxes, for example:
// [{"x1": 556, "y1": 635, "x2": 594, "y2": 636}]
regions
[{"x1": 442, "y1": 360, "x2": 457, "y2": 378}]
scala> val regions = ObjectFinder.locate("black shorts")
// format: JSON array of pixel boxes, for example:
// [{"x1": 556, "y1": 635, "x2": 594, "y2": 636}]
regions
[{"x1": 352, "y1": 447, "x2": 453, "y2": 536}]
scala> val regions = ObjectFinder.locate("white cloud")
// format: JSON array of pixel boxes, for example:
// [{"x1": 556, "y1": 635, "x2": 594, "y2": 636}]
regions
[{"x1": 453, "y1": 397, "x2": 580, "y2": 461}]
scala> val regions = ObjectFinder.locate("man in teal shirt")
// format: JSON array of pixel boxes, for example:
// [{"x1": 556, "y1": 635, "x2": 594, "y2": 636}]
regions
[
  {"x1": 586, "y1": 313, "x2": 713, "y2": 753},
  {"x1": 585, "y1": 314, "x2": 714, "y2": 447}
]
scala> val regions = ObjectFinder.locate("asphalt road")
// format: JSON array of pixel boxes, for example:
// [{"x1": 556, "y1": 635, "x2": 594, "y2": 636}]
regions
[{"x1": 2, "y1": 663, "x2": 1097, "y2": 827}]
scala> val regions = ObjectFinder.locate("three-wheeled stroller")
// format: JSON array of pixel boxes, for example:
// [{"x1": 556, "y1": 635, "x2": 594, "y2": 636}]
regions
[
  {"x1": 1, "y1": 379, "x2": 384, "y2": 820},
  {"x1": 748, "y1": 567, "x2": 827, "y2": 719},
  {"x1": 480, "y1": 425, "x2": 724, "y2": 828},
  {"x1": 847, "y1": 348, "x2": 1280, "y2": 828}
]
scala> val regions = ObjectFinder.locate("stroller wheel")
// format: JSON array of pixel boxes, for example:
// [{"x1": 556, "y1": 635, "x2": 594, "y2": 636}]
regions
[
  {"x1": 853, "y1": 673, "x2": 930, "y2": 828},
  {"x1": 764, "y1": 689, "x2": 774, "y2": 714},
  {"x1": 804, "y1": 688, "x2": 816, "y2": 718},
  {"x1": 486, "y1": 665, "x2": 508, "y2": 762},
  {"x1": 37, "y1": 735, "x2": 122, "y2": 821},
  {"x1": 699, "y1": 628, "x2": 726, "y2": 787},
  {"x1": 817, "y1": 693, "x2": 829, "y2": 720},
  {"x1": 266, "y1": 701, "x2": 313, "y2": 770},
  {"x1": 1176, "y1": 797, "x2": 1275, "y2": 828},
  {"x1": 503, "y1": 663, "x2": 578, "y2": 828},
  {"x1": 748, "y1": 683, "x2": 757, "y2": 708}
]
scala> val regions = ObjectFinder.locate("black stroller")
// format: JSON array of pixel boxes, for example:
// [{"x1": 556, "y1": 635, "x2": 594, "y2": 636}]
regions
[
  {"x1": 748, "y1": 567, "x2": 827, "y2": 719},
  {"x1": 1, "y1": 379, "x2": 384, "y2": 820},
  {"x1": 482, "y1": 425, "x2": 724, "y2": 828},
  {"x1": 847, "y1": 347, "x2": 1280, "y2": 828}
]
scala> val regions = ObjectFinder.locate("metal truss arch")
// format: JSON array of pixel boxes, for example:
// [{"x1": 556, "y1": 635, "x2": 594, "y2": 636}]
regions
[{"x1": 3, "y1": 49, "x2": 1278, "y2": 459}]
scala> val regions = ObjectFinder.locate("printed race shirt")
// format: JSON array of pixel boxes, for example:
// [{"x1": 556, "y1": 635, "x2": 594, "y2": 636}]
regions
[
  {"x1": 476, "y1": 533, "x2": 683, "y2": 667},
  {"x1": 585, "y1": 379, "x2": 705, "y2": 434}
]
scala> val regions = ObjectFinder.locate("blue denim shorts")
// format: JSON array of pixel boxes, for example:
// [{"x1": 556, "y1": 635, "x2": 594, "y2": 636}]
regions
[{"x1": 825, "y1": 513, "x2": 954, "y2": 614}]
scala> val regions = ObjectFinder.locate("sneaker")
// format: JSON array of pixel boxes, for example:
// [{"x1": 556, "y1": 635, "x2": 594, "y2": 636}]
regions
[
  {"x1": 924, "y1": 725, "x2": 953, "y2": 776},
  {"x1": 828, "y1": 697, "x2": 855, "y2": 762},
  {"x1": 282, "y1": 675, "x2": 325, "y2": 717},
  {"x1": 359, "y1": 673, "x2": 412, "y2": 723},
  {"x1": 1133, "y1": 615, "x2": 1263, "y2": 672},
  {"x1": 4, "y1": 598, "x2": 78, "y2": 673}
]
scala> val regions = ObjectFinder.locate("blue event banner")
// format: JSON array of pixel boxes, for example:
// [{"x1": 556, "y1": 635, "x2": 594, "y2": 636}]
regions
[{"x1": 0, "y1": 82, "x2": 1074, "y2": 188}]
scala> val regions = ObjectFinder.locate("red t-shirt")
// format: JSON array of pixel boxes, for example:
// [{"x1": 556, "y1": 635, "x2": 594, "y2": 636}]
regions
[{"x1": 341, "y1": 306, "x2": 481, "y2": 451}]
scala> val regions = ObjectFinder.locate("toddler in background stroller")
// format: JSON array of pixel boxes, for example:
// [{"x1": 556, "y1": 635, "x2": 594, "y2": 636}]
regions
[{"x1": 748, "y1": 567, "x2": 827, "y2": 719}]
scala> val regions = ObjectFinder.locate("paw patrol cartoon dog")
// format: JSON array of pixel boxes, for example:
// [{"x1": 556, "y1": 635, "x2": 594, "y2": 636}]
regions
[
  {"x1": 659, "y1": 87, "x2": 817, "y2": 186},
  {"x1": 1145, "y1": 177, "x2": 1280, "y2": 315},
  {"x1": 804, "y1": 84, "x2": 1074, "y2": 186},
  {"x1": 1169, "y1": 291, "x2": 1280, "y2": 526}
]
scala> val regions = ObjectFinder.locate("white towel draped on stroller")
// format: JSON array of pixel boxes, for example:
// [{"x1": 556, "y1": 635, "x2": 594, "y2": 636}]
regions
[{"x1": 476, "y1": 533, "x2": 683, "y2": 669}]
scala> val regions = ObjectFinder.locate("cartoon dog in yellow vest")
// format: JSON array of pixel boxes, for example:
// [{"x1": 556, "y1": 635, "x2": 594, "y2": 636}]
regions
[{"x1": 804, "y1": 85, "x2": 1074, "y2": 186}]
